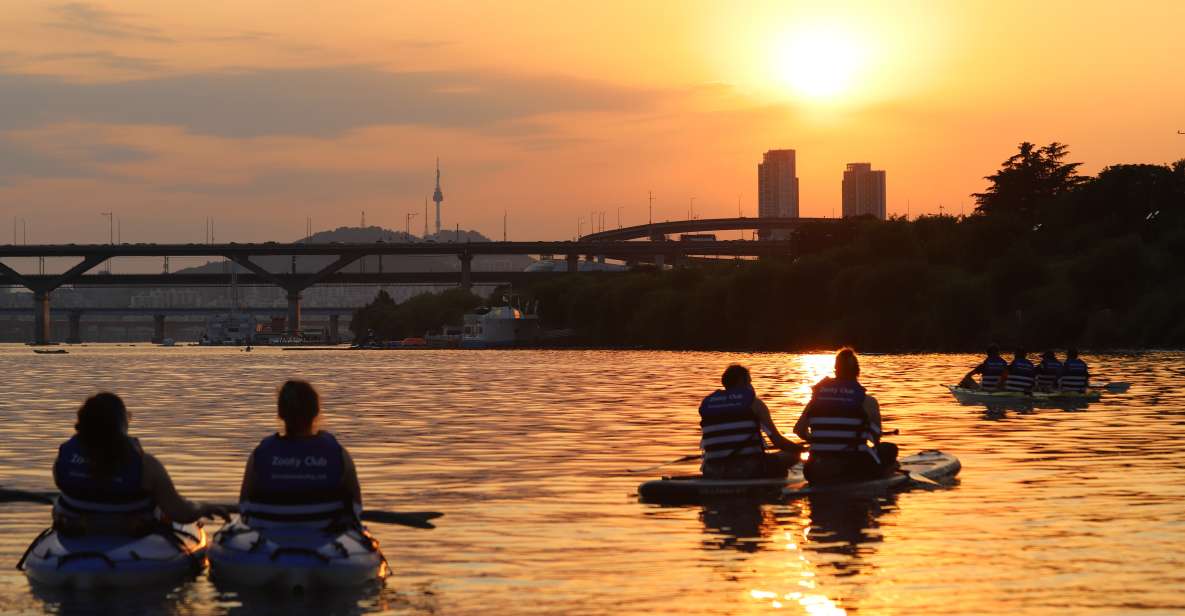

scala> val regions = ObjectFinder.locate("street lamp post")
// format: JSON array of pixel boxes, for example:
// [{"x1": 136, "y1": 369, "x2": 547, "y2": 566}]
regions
[{"x1": 100, "y1": 212, "x2": 114, "y2": 274}]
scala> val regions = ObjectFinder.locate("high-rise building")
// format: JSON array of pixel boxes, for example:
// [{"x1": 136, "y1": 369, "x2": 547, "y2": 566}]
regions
[
  {"x1": 842, "y1": 163, "x2": 886, "y2": 219},
  {"x1": 757, "y1": 149, "x2": 799, "y2": 239}
]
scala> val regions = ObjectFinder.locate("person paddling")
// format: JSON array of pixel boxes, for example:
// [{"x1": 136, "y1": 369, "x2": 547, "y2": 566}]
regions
[
  {"x1": 699, "y1": 364, "x2": 803, "y2": 479},
  {"x1": 238, "y1": 380, "x2": 362, "y2": 529},
  {"x1": 960, "y1": 345, "x2": 1008, "y2": 390},
  {"x1": 1004, "y1": 348, "x2": 1036, "y2": 393},
  {"x1": 793, "y1": 349, "x2": 897, "y2": 484},
  {"x1": 53, "y1": 393, "x2": 229, "y2": 536},
  {"x1": 1034, "y1": 350, "x2": 1063, "y2": 392},
  {"x1": 1059, "y1": 348, "x2": 1090, "y2": 393}
]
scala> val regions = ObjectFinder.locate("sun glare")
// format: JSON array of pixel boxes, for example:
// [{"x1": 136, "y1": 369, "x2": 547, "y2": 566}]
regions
[{"x1": 774, "y1": 26, "x2": 866, "y2": 101}]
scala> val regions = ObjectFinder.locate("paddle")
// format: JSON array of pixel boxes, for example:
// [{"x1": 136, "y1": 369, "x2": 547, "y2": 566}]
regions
[
  {"x1": 626, "y1": 454, "x2": 702, "y2": 474},
  {"x1": 1090, "y1": 382, "x2": 1131, "y2": 393},
  {"x1": 0, "y1": 488, "x2": 441, "y2": 530}
]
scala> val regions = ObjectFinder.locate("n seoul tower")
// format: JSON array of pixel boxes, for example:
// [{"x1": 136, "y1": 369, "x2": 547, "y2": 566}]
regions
[{"x1": 432, "y1": 158, "x2": 444, "y2": 236}]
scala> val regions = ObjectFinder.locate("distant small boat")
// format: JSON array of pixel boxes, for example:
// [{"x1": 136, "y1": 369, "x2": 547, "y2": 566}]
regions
[{"x1": 33, "y1": 349, "x2": 68, "y2": 355}]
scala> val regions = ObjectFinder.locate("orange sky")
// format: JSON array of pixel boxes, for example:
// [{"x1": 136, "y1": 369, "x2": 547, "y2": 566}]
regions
[{"x1": 2, "y1": 1, "x2": 1184, "y2": 244}]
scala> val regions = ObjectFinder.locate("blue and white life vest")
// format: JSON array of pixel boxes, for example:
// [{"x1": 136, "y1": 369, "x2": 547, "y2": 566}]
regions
[
  {"x1": 1035, "y1": 358, "x2": 1063, "y2": 390},
  {"x1": 1059, "y1": 358, "x2": 1089, "y2": 392},
  {"x1": 240, "y1": 432, "x2": 352, "y2": 528},
  {"x1": 980, "y1": 356, "x2": 1008, "y2": 390},
  {"x1": 805, "y1": 378, "x2": 878, "y2": 463},
  {"x1": 699, "y1": 386, "x2": 762, "y2": 462},
  {"x1": 52, "y1": 435, "x2": 154, "y2": 515},
  {"x1": 1005, "y1": 358, "x2": 1036, "y2": 392}
]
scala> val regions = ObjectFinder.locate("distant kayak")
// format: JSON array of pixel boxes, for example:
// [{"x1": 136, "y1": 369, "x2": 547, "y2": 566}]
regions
[
  {"x1": 19, "y1": 523, "x2": 207, "y2": 589},
  {"x1": 32, "y1": 349, "x2": 68, "y2": 355},
  {"x1": 782, "y1": 450, "x2": 960, "y2": 497},
  {"x1": 638, "y1": 450, "x2": 959, "y2": 505},
  {"x1": 946, "y1": 385, "x2": 1100, "y2": 405},
  {"x1": 209, "y1": 520, "x2": 388, "y2": 591}
]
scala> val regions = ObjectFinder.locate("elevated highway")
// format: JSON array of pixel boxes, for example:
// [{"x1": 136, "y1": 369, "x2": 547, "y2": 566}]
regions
[{"x1": 581, "y1": 217, "x2": 838, "y2": 241}]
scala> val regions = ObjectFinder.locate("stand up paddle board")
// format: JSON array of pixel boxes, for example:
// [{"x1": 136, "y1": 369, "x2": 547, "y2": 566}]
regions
[{"x1": 782, "y1": 450, "x2": 960, "y2": 497}]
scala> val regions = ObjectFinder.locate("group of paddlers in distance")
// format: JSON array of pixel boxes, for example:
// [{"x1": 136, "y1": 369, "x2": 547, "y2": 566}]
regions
[{"x1": 958, "y1": 345, "x2": 1090, "y2": 393}]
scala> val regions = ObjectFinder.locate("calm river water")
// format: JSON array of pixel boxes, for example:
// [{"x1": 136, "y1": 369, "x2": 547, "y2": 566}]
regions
[{"x1": 0, "y1": 346, "x2": 1181, "y2": 615}]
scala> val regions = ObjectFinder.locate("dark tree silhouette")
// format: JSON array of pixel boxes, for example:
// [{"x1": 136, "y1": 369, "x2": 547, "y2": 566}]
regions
[{"x1": 973, "y1": 142, "x2": 1084, "y2": 219}]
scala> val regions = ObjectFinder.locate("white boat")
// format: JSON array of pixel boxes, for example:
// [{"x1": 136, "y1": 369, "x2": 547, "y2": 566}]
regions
[
  {"x1": 461, "y1": 305, "x2": 541, "y2": 348},
  {"x1": 199, "y1": 313, "x2": 255, "y2": 346}
]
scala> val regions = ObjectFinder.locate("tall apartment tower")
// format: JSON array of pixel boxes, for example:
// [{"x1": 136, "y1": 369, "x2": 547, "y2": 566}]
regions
[
  {"x1": 757, "y1": 149, "x2": 799, "y2": 239},
  {"x1": 841, "y1": 163, "x2": 886, "y2": 219}
]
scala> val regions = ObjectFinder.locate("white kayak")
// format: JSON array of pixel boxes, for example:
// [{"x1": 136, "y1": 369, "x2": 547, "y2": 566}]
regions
[
  {"x1": 946, "y1": 385, "x2": 1100, "y2": 405},
  {"x1": 782, "y1": 450, "x2": 960, "y2": 497},
  {"x1": 19, "y1": 523, "x2": 207, "y2": 589},
  {"x1": 209, "y1": 520, "x2": 388, "y2": 591},
  {"x1": 638, "y1": 450, "x2": 960, "y2": 504}
]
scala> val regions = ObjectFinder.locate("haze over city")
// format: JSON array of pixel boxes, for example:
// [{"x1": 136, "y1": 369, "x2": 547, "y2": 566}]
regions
[{"x1": 3, "y1": 1, "x2": 1183, "y2": 245}]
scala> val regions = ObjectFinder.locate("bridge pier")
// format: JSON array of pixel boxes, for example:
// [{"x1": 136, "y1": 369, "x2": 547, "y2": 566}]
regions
[
  {"x1": 152, "y1": 314, "x2": 166, "y2": 344},
  {"x1": 459, "y1": 253, "x2": 473, "y2": 291},
  {"x1": 566, "y1": 254, "x2": 579, "y2": 273},
  {"x1": 329, "y1": 314, "x2": 340, "y2": 344},
  {"x1": 286, "y1": 291, "x2": 302, "y2": 335},
  {"x1": 33, "y1": 291, "x2": 51, "y2": 345},
  {"x1": 67, "y1": 311, "x2": 82, "y2": 344},
  {"x1": 654, "y1": 254, "x2": 665, "y2": 269}
]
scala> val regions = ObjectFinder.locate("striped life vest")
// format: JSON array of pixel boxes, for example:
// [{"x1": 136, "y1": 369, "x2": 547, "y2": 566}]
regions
[
  {"x1": 980, "y1": 356, "x2": 1008, "y2": 390},
  {"x1": 805, "y1": 378, "x2": 878, "y2": 463},
  {"x1": 699, "y1": 386, "x2": 762, "y2": 462},
  {"x1": 1035, "y1": 358, "x2": 1063, "y2": 390},
  {"x1": 1005, "y1": 358, "x2": 1036, "y2": 392},
  {"x1": 240, "y1": 432, "x2": 353, "y2": 529},
  {"x1": 52, "y1": 435, "x2": 154, "y2": 516},
  {"x1": 1059, "y1": 358, "x2": 1089, "y2": 392}
]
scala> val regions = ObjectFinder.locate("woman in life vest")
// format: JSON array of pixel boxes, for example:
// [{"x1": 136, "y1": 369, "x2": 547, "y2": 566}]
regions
[
  {"x1": 1033, "y1": 350, "x2": 1063, "y2": 391},
  {"x1": 238, "y1": 380, "x2": 362, "y2": 529},
  {"x1": 959, "y1": 344, "x2": 1008, "y2": 390},
  {"x1": 53, "y1": 392, "x2": 229, "y2": 535},
  {"x1": 793, "y1": 348, "x2": 897, "y2": 484},
  {"x1": 1004, "y1": 348, "x2": 1037, "y2": 393},
  {"x1": 1058, "y1": 348, "x2": 1090, "y2": 392},
  {"x1": 699, "y1": 364, "x2": 803, "y2": 480}
]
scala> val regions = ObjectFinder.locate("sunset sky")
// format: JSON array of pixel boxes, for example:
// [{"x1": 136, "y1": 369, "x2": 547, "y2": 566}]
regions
[{"x1": 2, "y1": 1, "x2": 1184, "y2": 245}]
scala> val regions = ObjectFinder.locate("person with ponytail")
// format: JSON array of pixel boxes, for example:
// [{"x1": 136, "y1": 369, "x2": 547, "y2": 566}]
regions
[
  {"x1": 237, "y1": 380, "x2": 362, "y2": 529},
  {"x1": 52, "y1": 392, "x2": 229, "y2": 535}
]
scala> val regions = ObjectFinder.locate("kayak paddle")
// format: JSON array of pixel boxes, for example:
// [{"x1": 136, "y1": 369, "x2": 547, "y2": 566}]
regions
[
  {"x1": 1090, "y1": 382, "x2": 1131, "y2": 393},
  {"x1": 626, "y1": 454, "x2": 702, "y2": 474},
  {"x1": 0, "y1": 487, "x2": 441, "y2": 530}
]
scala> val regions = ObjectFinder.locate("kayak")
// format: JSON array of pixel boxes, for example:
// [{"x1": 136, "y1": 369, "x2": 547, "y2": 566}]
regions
[
  {"x1": 637, "y1": 470, "x2": 804, "y2": 505},
  {"x1": 208, "y1": 520, "x2": 388, "y2": 591},
  {"x1": 782, "y1": 450, "x2": 960, "y2": 497},
  {"x1": 18, "y1": 523, "x2": 207, "y2": 589},
  {"x1": 945, "y1": 385, "x2": 1100, "y2": 405},
  {"x1": 638, "y1": 451, "x2": 960, "y2": 505}
]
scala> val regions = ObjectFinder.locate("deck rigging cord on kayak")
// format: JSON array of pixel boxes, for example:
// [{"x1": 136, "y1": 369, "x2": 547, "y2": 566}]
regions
[
  {"x1": 626, "y1": 430, "x2": 901, "y2": 474},
  {"x1": 0, "y1": 487, "x2": 442, "y2": 529}
]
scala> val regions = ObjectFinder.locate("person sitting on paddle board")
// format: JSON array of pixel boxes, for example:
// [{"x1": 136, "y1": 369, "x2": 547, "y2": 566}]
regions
[
  {"x1": 1034, "y1": 350, "x2": 1063, "y2": 392},
  {"x1": 793, "y1": 348, "x2": 897, "y2": 484},
  {"x1": 52, "y1": 392, "x2": 230, "y2": 536},
  {"x1": 238, "y1": 380, "x2": 363, "y2": 529},
  {"x1": 959, "y1": 344, "x2": 1008, "y2": 390},
  {"x1": 1058, "y1": 348, "x2": 1090, "y2": 393},
  {"x1": 1004, "y1": 348, "x2": 1036, "y2": 393},
  {"x1": 700, "y1": 364, "x2": 803, "y2": 480}
]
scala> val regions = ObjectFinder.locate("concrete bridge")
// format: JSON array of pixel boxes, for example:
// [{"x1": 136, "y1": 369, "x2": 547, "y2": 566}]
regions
[{"x1": 0, "y1": 240, "x2": 793, "y2": 344}]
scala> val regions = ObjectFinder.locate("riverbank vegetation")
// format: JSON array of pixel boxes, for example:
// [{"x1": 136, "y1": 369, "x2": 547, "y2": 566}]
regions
[
  {"x1": 522, "y1": 143, "x2": 1185, "y2": 351},
  {"x1": 349, "y1": 288, "x2": 481, "y2": 341}
]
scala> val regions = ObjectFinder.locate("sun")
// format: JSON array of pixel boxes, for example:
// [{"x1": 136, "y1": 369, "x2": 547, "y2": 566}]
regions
[{"x1": 773, "y1": 26, "x2": 866, "y2": 101}]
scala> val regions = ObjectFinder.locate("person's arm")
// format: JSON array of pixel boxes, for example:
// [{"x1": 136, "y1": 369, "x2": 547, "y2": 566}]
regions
[
  {"x1": 142, "y1": 453, "x2": 229, "y2": 523},
  {"x1": 792, "y1": 400, "x2": 813, "y2": 442},
  {"x1": 752, "y1": 398, "x2": 798, "y2": 450},
  {"x1": 238, "y1": 454, "x2": 255, "y2": 503},
  {"x1": 340, "y1": 448, "x2": 363, "y2": 517},
  {"x1": 863, "y1": 395, "x2": 883, "y2": 444}
]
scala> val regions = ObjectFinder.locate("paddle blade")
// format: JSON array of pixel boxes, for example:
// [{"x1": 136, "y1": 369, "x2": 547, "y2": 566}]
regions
[
  {"x1": 0, "y1": 488, "x2": 56, "y2": 505},
  {"x1": 360, "y1": 510, "x2": 442, "y2": 529},
  {"x1": 907, "y1": 472, "x2": 940, "y2": 486}
]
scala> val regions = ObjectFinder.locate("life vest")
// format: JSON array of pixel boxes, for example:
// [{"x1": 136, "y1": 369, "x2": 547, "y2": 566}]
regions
[
  {"x1": 1059, "y1": 358, "x2": 1089, "y2": 392},
  {"x1": 52, "y1": 435, "x2": 154, "y2": 516},
  {"x1": 1035, "y1": 358, "x2": 1063, "y2": 390},
  {"x1": 240, "y1": 432, "x2": 352, "y2": 528},
  {"x1": 1004, "y1": 358, "x2": 1036, "y2": 392},
  {"x1": 980, "y1": 356, "x2": 1008, "y2": 390},
  {"x1": 805, "y1": 378, "x2": 878, "y2": 463},
  {"x1": 699, "y1": 386, "x2": 762, "y2": 462}
]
